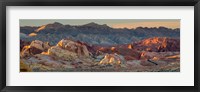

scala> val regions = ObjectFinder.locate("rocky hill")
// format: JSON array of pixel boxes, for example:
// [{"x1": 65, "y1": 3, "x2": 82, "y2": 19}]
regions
[
  {"x1": 20, "y1": 38, "x2": 180, "y2": 72},
  {"x1": 20, "y1": 22, "x2": 180, "y2": 72},
  {"x1": 133, "y1": 37, "x2": 180, "y2": 52},
  {"x1": 20, "y1": 26, "x2": 39, "y2": 34}
]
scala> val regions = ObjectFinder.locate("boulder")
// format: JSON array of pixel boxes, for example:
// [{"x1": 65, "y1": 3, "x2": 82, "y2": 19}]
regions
[
  {"x1": 20, "y1": 40, "x2": 50, "y2": 58},
  {"x1": 99, "y1": 53, "x2": 125, "y2": 65},
  {"x1": 57, "y1": 39, "x2": 90, "y2": 57},
  {"x1": 48, "y1": 46, "x2": 78, "y2": 61},
  {"x1": 29, "y1": 40, "x2": 50, "y2": 51}
]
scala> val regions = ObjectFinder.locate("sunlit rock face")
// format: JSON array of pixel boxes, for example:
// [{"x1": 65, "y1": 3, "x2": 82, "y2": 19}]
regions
[
  {"x1": 20, "y1": 40, "x2": 30, "y2": 51},
  {"x1": 29, "y1": 40, "x2": 50, "y2": 51},
  {"x1": 19, "y1": 22, "x2": 180, "y2": 72},
  {"x1": 134, "y1": 37, "x2": 180, "y2": 52},
  {"x1": 45, "y1": 38, "x2": 91, "y2": 61},
  {"x1": 47, "y1": 46, "x2": 78, "y2": 61},
  {"x1": 28, "y1": 33, "x2": 37, "y2": 37},
  {"x1": 35, "y1": 22, "x2": 64, "y2": 32},
  {"x1": 57, "y1": 39, "x2": 90, "y2": 57},
  {"x1": 20, "y1": 40, "x2": 50, "y2": 58},
  {"x1": 99, "y1": 53, "x2": 125, "y2": 65}
]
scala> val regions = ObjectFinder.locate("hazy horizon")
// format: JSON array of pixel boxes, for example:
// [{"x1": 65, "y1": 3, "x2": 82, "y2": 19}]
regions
[{"x1": 20, "y1": 19, "x2": 180, "y2": 29}]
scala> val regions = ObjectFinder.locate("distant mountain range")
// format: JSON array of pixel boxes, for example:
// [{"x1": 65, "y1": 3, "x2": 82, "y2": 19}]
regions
[{"x1": 20, "y1": 22, "x2": 180, "y2": 45}]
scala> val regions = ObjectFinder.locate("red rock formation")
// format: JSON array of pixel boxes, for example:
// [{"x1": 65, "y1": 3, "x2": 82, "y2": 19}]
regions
[
  {"x1": 134, "y1": 37, "x2": 180, "y2": 52},
  {"x1": 92, "y1": 44, "x2": 141, "y2": 61}
]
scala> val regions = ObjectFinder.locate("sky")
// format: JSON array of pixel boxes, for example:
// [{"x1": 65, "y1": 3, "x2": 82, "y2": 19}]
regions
[{"x1": 20, "y1": 19, "x2": 180, "y2": 29}]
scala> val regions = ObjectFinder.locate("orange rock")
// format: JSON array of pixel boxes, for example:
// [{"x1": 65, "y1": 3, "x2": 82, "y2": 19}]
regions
[
  {"x1": 57, "y1": 39, "x2": 90, "y2": 57},
  {"x1": 20, "y1": 40, "x2": 50, "y2": 58}
]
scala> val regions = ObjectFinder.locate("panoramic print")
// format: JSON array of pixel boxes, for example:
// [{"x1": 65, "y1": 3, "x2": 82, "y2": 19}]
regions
[{"x1": 20, "y1": 19, "x2": 180, "y2": 72}]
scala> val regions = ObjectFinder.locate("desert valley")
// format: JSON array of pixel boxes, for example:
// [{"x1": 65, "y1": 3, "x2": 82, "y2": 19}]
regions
[{"x1": 20, "y1": 22, "x2": 180, "y2": 72}]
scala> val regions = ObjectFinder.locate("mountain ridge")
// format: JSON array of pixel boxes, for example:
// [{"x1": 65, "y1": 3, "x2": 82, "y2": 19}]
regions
[
  {"x1": 20, "y1": 22, "x2": 180, "y2": 45},
  {"x1": 21, "y1": 22, "x2": 180, "y2": 33}
]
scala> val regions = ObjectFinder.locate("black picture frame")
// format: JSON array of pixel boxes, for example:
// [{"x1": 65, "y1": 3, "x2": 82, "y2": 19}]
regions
[{"x1": 0, "y1": 0, "x2": 199, "y2": 92}]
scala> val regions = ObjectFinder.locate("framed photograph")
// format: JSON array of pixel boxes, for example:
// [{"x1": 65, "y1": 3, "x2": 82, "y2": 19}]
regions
[{"x1": 0, "y1": 0, "x2": 199, "y2": 92}]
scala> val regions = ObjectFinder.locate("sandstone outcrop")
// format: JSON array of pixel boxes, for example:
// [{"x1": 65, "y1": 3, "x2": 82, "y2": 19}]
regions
[
  {"x1": 57, "y1": 39, "x2": 90, "y2": 57},
  {"x1": 99, "y1": 53, "x2": 125, "y2": 65},
  {"x1": 134, "y1": 37, "x2": 180, "y2": 52},
  {"x1": 47, "y1": 46, "x2": 78, "y2": 61},
  {"x1": 20, "y1": 40, "x2": 50, "y2": 58}
]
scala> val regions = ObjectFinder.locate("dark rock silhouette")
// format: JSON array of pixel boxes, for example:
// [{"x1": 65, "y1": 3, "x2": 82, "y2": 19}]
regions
[{"x1": 147, "y1": 59, "x2": 158, "y2": 65}]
